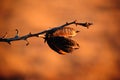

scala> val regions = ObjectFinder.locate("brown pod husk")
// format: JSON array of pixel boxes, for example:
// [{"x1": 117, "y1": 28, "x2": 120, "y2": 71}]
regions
[
  {"x1": 52, "y1": 27, "x2": 79, "y2": 38},
  {"x1": 46, "y1": 36, "x2": 79, "y2": 55}
]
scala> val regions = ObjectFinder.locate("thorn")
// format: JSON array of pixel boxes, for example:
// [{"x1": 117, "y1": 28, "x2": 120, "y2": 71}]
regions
[
  {"x1": 29, "y1": 32, "x2": 32, "y2": 35},
  {"x1": 7, "y1": 41, "x2": 11, "y2": 45},
  {"x1": 87, "y1": 25, "x2": 90, "y2": 29},
  {"x1": 25, "y1": 39, "x2": 29, "y2": 46},
  {"x1": 74, "y1": 20, "x2": 77, "y2": 23},
  {"x1": 75, "y1": 23, "x2": 78, "y2": 26},
  {"x1": 74, "y1": 20, "x2": 78, "y2": 26},
  {"x1": 66, "y1": 22, "x2": 69, "y2": 24},
  {"x1": 15, "y1": 29, "x2": 19, "y2": 34},
  {"x1": 14, "y1": 29, "x2": 19, "y2": 38}
]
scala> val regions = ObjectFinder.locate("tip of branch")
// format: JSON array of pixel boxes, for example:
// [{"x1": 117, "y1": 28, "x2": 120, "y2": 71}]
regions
[
  {"x1": 86, "y1": 22, "x2": 93, "y2": 29},
  {"x1": 75, "y1": 22, "x2": 93, "y2": 28}
]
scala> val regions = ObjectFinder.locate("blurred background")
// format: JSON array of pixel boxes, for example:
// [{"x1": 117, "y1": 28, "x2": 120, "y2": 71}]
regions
[{"x1": 0, "y1": 0, "x2": 120, "y2": 80}]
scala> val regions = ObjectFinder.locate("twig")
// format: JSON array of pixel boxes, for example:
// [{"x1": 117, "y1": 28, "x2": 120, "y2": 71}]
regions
[{"x1": 0, "y1": 21, "x2": 92, "y2": 45}]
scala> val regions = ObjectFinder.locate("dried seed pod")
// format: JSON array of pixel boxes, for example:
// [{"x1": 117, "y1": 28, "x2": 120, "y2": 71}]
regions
[
  {"x1": 44, "y1": 27, "x2": 79, "y2": 42},
  {"x1": 45, "y1": 27, "x2": 79, "y2": 39},
  {"x1": 46, "y1": 36, "x2": 79, "y2": 55},
  {"x1": 52, "y1": 27, "x2": 79, "y2": 38}
]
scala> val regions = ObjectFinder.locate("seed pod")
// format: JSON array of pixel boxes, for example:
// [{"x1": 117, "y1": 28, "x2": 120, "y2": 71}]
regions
[
  {"x1": 52, "y1": 27, "x2": 79, "y2": 38},
  {"x1": 44, "y1": 27, "x2": 79, "y2": 42},
  {"x1": 46, "y1": 36, "x2": 79, "y2": 55}
]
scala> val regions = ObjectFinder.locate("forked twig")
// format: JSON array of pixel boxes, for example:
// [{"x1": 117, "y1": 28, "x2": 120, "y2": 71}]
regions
[{"x1": 0, "y1": 21, "x2": 92, "y2": 45}]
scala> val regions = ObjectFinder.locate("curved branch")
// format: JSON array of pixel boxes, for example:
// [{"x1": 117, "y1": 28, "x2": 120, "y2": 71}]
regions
[{"x1": 0, "y1": 21, "x2": 93, "y2": 45}]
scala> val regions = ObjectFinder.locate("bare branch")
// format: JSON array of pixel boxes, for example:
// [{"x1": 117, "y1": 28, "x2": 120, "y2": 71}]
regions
[{"x1": 0, "y1": 21, "x2": 93, "y2": 44}]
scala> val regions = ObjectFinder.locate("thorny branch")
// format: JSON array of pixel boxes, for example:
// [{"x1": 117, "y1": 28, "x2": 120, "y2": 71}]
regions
[{"x1": 0, "y1": 21, "x2": 92, "y2": 45}]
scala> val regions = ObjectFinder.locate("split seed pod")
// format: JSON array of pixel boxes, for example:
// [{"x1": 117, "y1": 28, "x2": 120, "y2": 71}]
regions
[{"x1": 46, "y1": 36, "x2": 79, "y2": 55}]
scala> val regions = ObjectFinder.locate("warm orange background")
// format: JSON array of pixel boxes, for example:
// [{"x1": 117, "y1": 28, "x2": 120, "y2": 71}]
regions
[{"x1": 0, "y1": 0, "x2": 120, "y2": 80}]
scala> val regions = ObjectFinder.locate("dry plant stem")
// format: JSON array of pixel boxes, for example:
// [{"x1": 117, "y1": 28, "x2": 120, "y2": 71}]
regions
[{"x1": 0, "y1": 21, "x2": 92, "y2": 45}]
